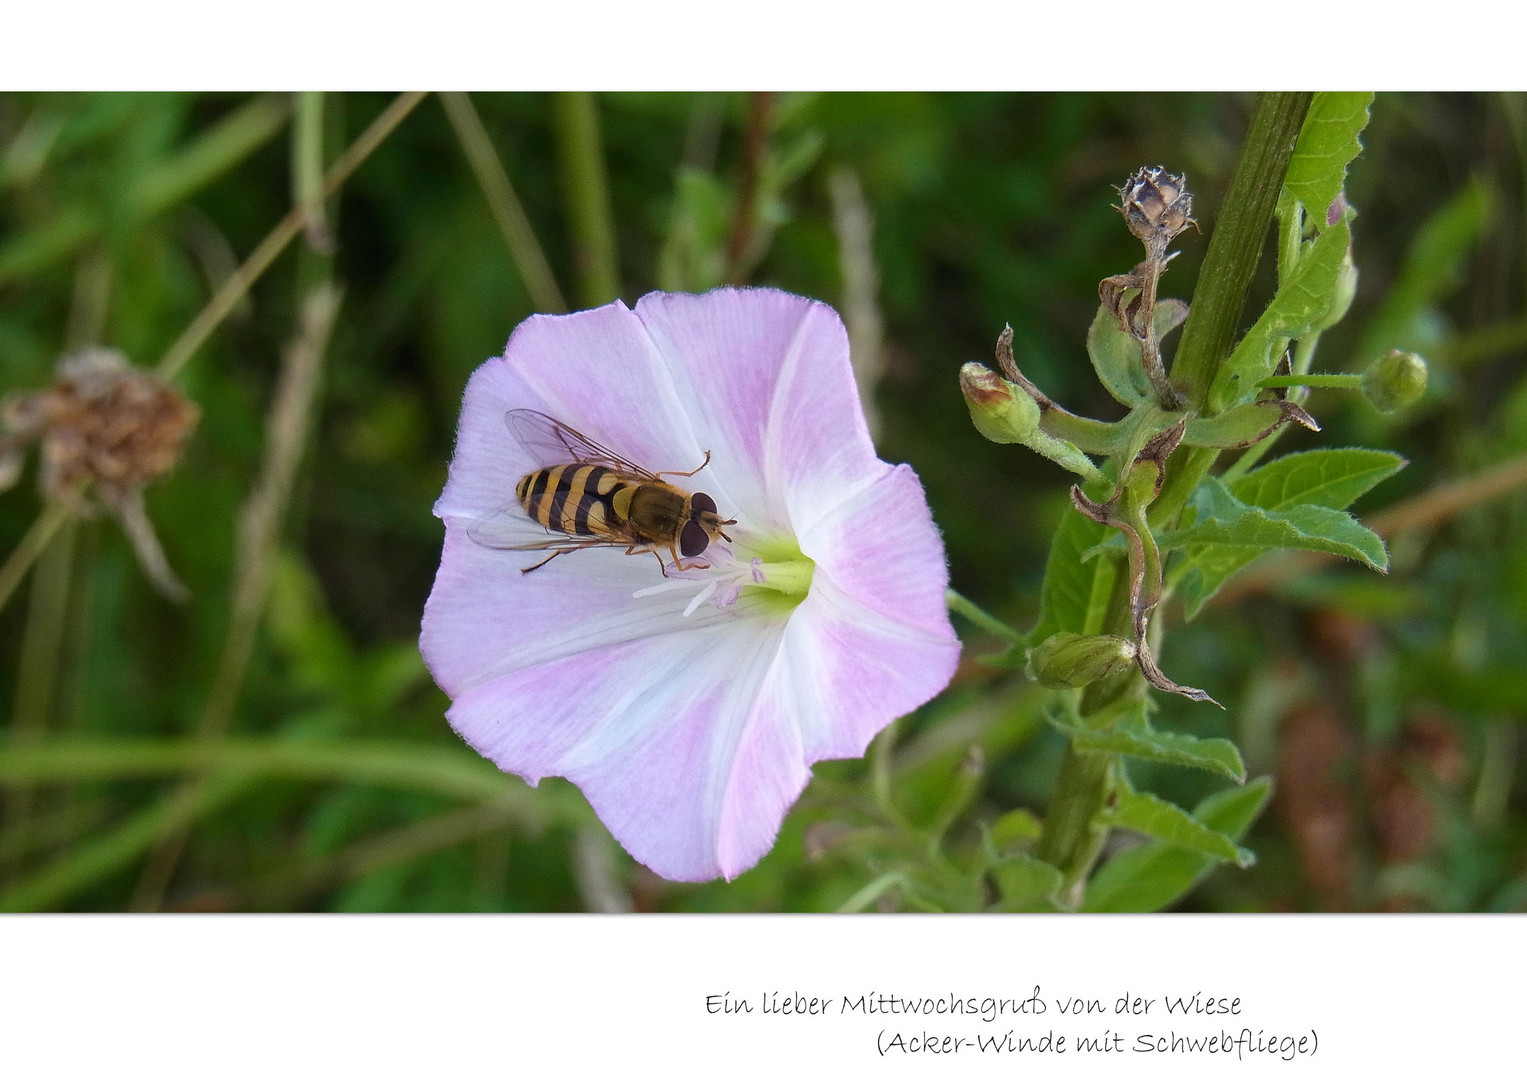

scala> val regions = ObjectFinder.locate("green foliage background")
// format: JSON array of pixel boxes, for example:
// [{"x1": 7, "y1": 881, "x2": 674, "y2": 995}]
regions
[{"x1": 2, "y1": 92, "x2": 1524, "y2": 912}]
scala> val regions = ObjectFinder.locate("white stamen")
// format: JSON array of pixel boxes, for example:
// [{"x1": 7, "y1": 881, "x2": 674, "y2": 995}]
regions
[
  {"x1": 632, "y1": 579, "x2": 694, "y2": 599},
  {"x1": 683, "y1": 580, "x2": 720, "y2": 617},
  {"x1": 750, "y1": 557, "x2": 766, "y2": 584}
]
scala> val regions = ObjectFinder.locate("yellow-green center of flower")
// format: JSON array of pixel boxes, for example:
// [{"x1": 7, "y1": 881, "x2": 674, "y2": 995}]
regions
[{"x1": 742, "y1": 536, "x2": 815, "y2": 613}]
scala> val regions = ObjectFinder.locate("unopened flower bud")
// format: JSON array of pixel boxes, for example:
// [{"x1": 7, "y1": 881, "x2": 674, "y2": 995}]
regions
[
  {"x1": 960, "y1": 362, "x2": 1040, "y2": 444},
  {"x1": 1118, "y1": 167, "x2": 1195, "y2": 244},
  {"x1": 1312, "y1": 245, "x2": 1358, "y2": 333},
  {"x1": 1361, "y1": 350, "x2": 1428, "y2": 413},
  {"x1": 1028, "y1": 631, "x2": 1138, "y2": 690}
]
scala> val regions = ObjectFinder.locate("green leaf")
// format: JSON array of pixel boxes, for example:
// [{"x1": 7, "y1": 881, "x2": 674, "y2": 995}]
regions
[
  {"x1": 1282, "y1": 92, "x2": 1373, "y2": 217},
  {"x1": 990, "y1": 852, "x2": 1064, "y2": 909},
  {"x1": 1212, "y1": 215, "x2": 1351, "y2": 409},
  {"x1": 1175, "y1": 449, "x2": 1404, "y2": 618},
  {"x1": 1166, "y1": 476, "x2": 1388, "y2": 566},
  {"x1": 1086, "y1": 300, "x2": 1187, "y2": 407},
  {"x1": 989, "y1": 807, "x2": 1044, "y2": 848},
  {"x1": 1103, "y1": 788, "x2": 1253, "y2": 866},
  {"x1": 1023, "y1": 500, "x2": 1118, "y2": 647},
  {"x1": 1083, "y1": 779, "x2": 1273, "y2": 913},
  {"x1": 1054, "y1": 721, "x2": 1246, "y2": 782},
  {"x1": 1228, "y1": 447, "x2": 1406, "y2": 511}
]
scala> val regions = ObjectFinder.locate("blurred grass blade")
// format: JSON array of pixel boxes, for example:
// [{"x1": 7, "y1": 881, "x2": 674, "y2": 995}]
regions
[
  {"x1": 292, "y1": 91, "x2": 333, "y2": 252},
  {"x1": 0, "y1": 96, "x2": 290, "y2": 287},
  {"x1": 0, "y1": 503, "x2": 69, "y2": 617},
  {"x1": 134, "y1": 284, "x2": 341, "y2": 909},
  {"x1": 126, "y1": 94, "x2": 290, "y2": 221},
  {"x1": 554, "y1": 91, "x2": 621, "y2": 306},
  {"x1": 157, "y1": 91, "x2": 426, "y2": 382},
  {"x1": 440, "y1": 92, "x2": 566, "y2": 314}
]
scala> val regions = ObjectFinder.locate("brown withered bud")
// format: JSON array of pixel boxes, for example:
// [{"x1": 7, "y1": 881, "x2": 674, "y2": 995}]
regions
[
  {"x1": 1117, "y1": 166, "x2": 1196, "y2": 246},
  {"x1": 2, "y1": 348, "x2": 199, "y2": 507},
  {"x1": 2, "y1": 348, "x2": 199, "y2": 600}
]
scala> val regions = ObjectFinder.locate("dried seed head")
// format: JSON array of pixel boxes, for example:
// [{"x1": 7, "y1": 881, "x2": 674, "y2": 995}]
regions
[
  {"x1": 2, "y1": 348, "x2": 199, "y2": 507},
  {"x1": 2, "y1": 349, "x2": 198, "y2": 601},
  {"x1": 1117, "y1": 166, "x2": 1196, "y2": 245}
]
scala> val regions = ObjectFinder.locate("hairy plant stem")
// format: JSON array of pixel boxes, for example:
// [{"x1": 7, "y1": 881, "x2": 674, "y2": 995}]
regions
[{"x1": 1035, "y1": 92, "x2": 1313, "y2": 902}]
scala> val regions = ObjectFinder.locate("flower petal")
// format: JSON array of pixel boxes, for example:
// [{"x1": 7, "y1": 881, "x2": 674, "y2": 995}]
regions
[
  {"x1": 444, "y1": 611, "x2": 799, "y2": 882},
  {"x1": 633, "y1": 289, "x2": 888, "y2": 537},
  {"x1": 791, "y1": 463, "x2": 962, "y2": 758},
  {"x1": 421, "y1": 524, "x2": 747, "y2": 699}
]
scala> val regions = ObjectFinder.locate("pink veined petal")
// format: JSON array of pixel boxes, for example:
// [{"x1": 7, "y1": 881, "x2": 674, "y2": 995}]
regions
[
  {"x1": 792, "y1": 462, "x2": 962, "y2": 759},
  {"x1": 421, "y1": 524, "x2": 750, "y2": 699},
  {"x1": 433, "y1": 303, "x2": 714, "y2": 521},
  {"x1": 445, "y1": 611, "x2": 797, "y2": 882},
  {"x1": 633, "y1": 289, "x2": 888, "y2": 537},
  {"x1": 423, "y1": 287, "x2": 963, "y2": 883}
]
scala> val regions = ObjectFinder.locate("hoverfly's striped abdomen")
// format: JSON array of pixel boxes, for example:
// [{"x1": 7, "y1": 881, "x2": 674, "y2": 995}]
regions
[{"x1": 516, "y1": 464, "x2": 645, "y2": 539}]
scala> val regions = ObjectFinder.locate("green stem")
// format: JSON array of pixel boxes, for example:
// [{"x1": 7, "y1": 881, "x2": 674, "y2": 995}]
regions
[
  {"x1": 554, "y1": 92, "x2": 621, "y2": 306},
  {"x1": 945, "y1": 588, "x2": 1024, "y2": 645},
  {"x1": 1036, "y1": 94, "x2": 1313, "y2": 898},
  {"x1": 1170, "y1": 92, "x2": 1314, "y2": 412},
  {"x1": 1152, "y1": 92, "x2": 1313, "y2": 531},
  {"x1": 1257, "y1": 373, "x2": 1361, "y2": 389}
]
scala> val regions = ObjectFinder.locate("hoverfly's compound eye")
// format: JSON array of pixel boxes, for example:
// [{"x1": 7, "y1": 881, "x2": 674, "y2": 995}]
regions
[
  {"x1": 680, "y1": 520, "x2": 710, "y2": 558},
  {"x1": 691, "y1": 492, "x2": 717, "y2": 515}
]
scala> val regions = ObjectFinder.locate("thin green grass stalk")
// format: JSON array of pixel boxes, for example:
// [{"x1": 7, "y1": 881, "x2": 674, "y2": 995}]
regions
[
  {"x1": 132, "y1": 284, "x2": 341, "y2": 910},
  {"x1": 0, "y1": 503, "x2": 67, "y2": 616},
  {"x1": 249, "y1": 793, "x2": 532, "y2": 910},
  {"x1": 830, "y1": 166, "x2": 886, "y2": 440},
  {"x1": 0, "y1": 772, "x2": 258, "y2": 912},
  {"x1": 128, "y1": 95, "x2": 291, "y2": 221},
  {"x1": 554, "y1": 92, "x2": 621, "y2": 306},
  {"x1": 0, "y1": 737, "x2": 521, "y2": 798},
  {"x1": 440, "y1": 92, "x2": 568, "y2": 314},
  {"x1": 1, "y1": 517, "x2": 75, "y2": 879},
  {"x1": 0, "y1": 737, "x2": 573, "y2": 911},
  {"x1": 157, "y1": 91, "x2": 426, "y2": 382},
  {"x1": 293, "y1": 92, "x2": 332, "y2": 252}
]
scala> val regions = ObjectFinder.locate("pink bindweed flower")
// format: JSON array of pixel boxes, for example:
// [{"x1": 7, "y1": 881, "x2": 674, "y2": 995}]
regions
[{"x1": 421, "y1": 287, "x2": 959, "y2": 882}]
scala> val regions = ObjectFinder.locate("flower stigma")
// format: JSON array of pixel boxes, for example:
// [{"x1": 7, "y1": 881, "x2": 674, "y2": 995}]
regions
[{"x1": 631, "y1": 533, "x2": 816, "y2": 617}]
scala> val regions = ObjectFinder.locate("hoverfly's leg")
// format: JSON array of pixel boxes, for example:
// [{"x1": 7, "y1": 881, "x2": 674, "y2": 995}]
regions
[
  {"x1": 652, "y1": 551, "x2": 670, "y2": 578},
  {"x1": 521, "y1": 549, "x2": 567, "y2": 574},
  {"x1": 654, "y1": 449, "x2": 712, "y2": 480}
]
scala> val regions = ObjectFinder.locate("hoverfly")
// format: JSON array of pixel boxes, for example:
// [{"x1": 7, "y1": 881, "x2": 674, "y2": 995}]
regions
[{"x1": 468, "y1": 409, "x2": 737, "y2": 576}]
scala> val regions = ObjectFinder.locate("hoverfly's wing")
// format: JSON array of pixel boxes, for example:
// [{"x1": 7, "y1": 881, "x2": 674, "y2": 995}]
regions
[
  {"x1": 505, "y1": 408, "x2": 659, "y2": 479},
  {"x1": 466, "y1": 506, "x2": 623, "y2": 553}
]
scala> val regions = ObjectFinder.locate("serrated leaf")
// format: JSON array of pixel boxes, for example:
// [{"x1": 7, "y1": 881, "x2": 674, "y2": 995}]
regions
[
  {"x1": 1283, "y1": 92, "x2": 1373, "y2": 217},
  {"x1": 1083, "y1": 779, "x2": 1272, "y2": 913},
  {"x1": 1176, "y1": 449, "x2": 1404, "y2": 618},
  {"x1": 1228, "y1": 447, "x2": 1405, "y2": 511},
  {"x1": 1053, "y1": 720, "x2": 1246, "y2": 782},
  {"x1": 1165, "y1": 477, "x2": 1388, "y2": 569},
  {"x1": 1086, "y1": 300, "x2": 1186, "y2": 407},
  {"x1": 1023, "y1": 500, "x2": 1118, "y2": 647},
  {"x1": 1104, "y1": 788, "x2": 1253, "y2": 865},
  {"x1": 1212, "y1": 215, "x2": 1350, "y2": 410},
  {"x1": 990, "y1": 852, "x2": 1064, "y2": 908}
]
